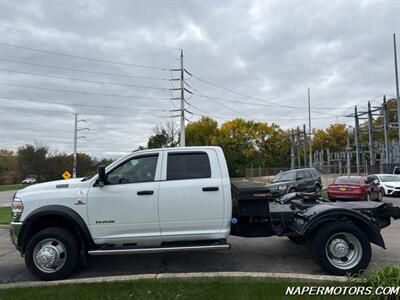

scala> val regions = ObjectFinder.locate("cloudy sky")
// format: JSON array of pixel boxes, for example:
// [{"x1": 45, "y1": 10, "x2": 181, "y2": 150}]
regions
[{"x1": 0, "y1": 0, "x2": 399, "y2": 158}]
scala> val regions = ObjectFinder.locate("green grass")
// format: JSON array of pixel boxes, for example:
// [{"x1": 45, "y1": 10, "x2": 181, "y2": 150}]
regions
[
  {"x1": 0, "y1": 277, "x2": 366, "y2": 300},
  {"x1": 0, "y1": 207, "x2": 11, "y2": 224},
  {"x1": 0, "y1": 184, "x2": 24, "y2": 192}
]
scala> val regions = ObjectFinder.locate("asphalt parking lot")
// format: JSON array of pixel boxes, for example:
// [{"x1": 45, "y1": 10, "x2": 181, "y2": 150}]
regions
[{"x1": 0, "y1": 191, "x2": 399, "y2": 284}]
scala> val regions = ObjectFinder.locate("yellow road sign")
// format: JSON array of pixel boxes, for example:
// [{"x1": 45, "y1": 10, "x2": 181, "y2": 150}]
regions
[{"x1": 62, "y1": 170, "x2": 72, "y2": 180}]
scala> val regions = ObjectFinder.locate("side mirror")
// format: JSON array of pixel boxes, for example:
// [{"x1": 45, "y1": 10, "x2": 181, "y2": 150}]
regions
[
  {"x1": 296, "y1": 175, "x2": 303, "y2": 180},
  {"x1": 98, "y1": 166, "x2": 106, "y2": 187}
]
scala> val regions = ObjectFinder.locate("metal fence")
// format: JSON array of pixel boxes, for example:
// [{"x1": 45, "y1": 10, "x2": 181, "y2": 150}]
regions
[{"x1": 245, "y1": 163, "x2": 400, "y2": 179}]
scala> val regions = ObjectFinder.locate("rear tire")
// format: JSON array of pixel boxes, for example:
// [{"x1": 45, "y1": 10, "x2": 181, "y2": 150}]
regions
[
  {"x1": 314, "y1": 185, "x2": 322, "y2": 194},
  {"x1": 288, "y1": 187, "x2": 296, "y2": 194},
  {"x1": 310, "y1": 222, "x2": 371, "y2": 276},
  {"x1": 25, "y1": 227, "x2": 79, "y2": 281}
]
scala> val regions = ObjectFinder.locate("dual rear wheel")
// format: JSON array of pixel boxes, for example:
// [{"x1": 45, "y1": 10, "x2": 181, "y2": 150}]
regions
[{"x1": 308, "y1": 222, "x2": 371, "y2": 276}]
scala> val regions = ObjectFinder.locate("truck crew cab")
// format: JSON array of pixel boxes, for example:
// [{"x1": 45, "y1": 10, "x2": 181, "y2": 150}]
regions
[{"x1": 10, "y1": 147, "x2": 400, "y2": 280}]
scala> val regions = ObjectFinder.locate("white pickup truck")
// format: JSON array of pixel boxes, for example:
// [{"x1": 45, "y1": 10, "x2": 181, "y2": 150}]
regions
[{"x1": 10, "y1": 146, "x2": 400, "y2": 280}]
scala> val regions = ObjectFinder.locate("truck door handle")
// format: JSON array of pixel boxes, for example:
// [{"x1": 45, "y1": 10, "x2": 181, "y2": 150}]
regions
[
  {"x1": 202, "y1": 187, "x2": 219, "y2": 192},
  {"x1": 137, "y1": 190, "x2": 154, "y2": 195}
]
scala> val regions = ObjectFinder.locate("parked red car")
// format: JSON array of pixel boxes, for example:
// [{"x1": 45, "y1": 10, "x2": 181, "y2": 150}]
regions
[{"x1": 327, "y1": 176, "x2": 383, "y2": 201}]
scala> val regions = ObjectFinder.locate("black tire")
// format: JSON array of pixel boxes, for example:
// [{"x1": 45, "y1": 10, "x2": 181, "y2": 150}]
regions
[
  {"x1": 314, "y1": 184, "x2": 322, "y2": 194},
  {"x1": 25, "y1": 227, "x2": 79, "y2": 281},
  {"x1": 310, "y1": 222, "x2": 371, "y2": 276},
  {"x1": 288, "y1": 187, "x2": 296, "y2": 194}
]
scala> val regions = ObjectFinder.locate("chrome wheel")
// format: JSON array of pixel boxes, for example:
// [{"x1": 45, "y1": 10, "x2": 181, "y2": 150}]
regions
[
  {"x1": 33, "y1": 238, "x2": 67, "y2": 273},
  {"x1": 325, "y1": 232, "x2": 362, "y2": 270}
]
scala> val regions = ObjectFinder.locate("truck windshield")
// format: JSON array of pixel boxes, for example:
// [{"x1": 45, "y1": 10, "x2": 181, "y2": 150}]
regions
[
  {"x1": 273, "y1": 171, "x2": 296, "y2": 182},
  {"x1": 379, "y1": 175, "x2": 400, "y2": 182}
]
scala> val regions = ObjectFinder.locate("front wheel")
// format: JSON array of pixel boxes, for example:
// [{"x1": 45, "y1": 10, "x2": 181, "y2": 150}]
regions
[
  {"x1": 310, "y1": 222, "x2": 371, "y2": 276},
  {"x1": 25, "y1": 227, "x2": 79, "y2": 281}
]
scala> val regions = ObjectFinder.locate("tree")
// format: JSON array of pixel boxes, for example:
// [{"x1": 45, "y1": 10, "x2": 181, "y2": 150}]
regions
[
  {"x1": 147, "y1": 121, "x2": 179, "y2": 149},
  {"x1": 0, "y1": 149, "x2": 18, "y2": 184},
  {"x1": 17, "y1": 144, "x2": 48, "y2": 181},
  {"x1": 313, "y1": 123, "x2": 349, "y2": 152},
  {"x1": 186, "y1": 117, "x2": 219, "y2": 146}
]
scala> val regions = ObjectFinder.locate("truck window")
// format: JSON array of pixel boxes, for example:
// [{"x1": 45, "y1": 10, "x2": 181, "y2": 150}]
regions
[
  {"x1": 107, "y1": 155, "x2": 158, "y2": 185},
  {"x1": 167, "y1": 152, "x2": 211, "y2": 180}
]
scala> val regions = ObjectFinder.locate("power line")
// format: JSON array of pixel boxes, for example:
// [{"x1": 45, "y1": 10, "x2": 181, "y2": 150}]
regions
[
  {"x1": 0, "y1": 104, "x2": 170, "y2": 117},
  {"x1": 188, "y1": 72, "x2": 353, "y2": 111},
  {"x1": 0, "y1": 41, "x2": 171, "y2": 71},
  {"x1": 0, "y1": 57, "x2": 171, "y2": 81},
  {"x1": 0, "y1": 22, "x2": 181, "y2": 51},
  {"x1": 0, "y1": 96, "x2": 169, "y2": 112},
  {"x1": 0, "y1": 67, "x2": 169, "y2": 91},
  {"x1": 0, "y1": 25, "x2": 180, "y2": 60},
  {"x1": 0, "y1": 81, "x2": 169, "y2": 100}
]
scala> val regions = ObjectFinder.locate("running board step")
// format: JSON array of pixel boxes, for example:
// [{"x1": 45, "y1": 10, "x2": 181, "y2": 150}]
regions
[{"x1": 88, "y1": 244, "x2": 231, "y2": 256}]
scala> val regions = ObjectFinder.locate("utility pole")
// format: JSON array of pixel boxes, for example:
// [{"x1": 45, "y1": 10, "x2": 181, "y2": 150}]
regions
[
  {"x1": 393, "y1": 33, "x2": 400, "y2": 143},
  {"x1": 73, "y1": 113, "x2": 88, "y2": 178},
  {"x1": 367, "y1": 101, "x2": 374, "y2": 166},
  {"x1": 308, "y1": 87, "x2": 312, "y2": 167},
  {"x1": 296, "y1": 127, "x2": 301, "y2": 169},
  {"x1": 179, "y1": 49, "x2": 185, "y2": 147},
  {"x1": 346, "y1": 129, "x2": 352, "y2": 176},
  {"x1": 382, "y1": 96, "x2": 390, "y2": 164},
  {"x1": 303, "y1": 124, "x2": 307, "y2": 167},
  {"x1": 354, "y1": 106, "x2": 360, "y2": 174},
  {"x1": 290, "y1": 130, "x2": 295, "y2": 170},
  {"x1": 73, "y1": 113, "x2": 77, "y2": 178}
]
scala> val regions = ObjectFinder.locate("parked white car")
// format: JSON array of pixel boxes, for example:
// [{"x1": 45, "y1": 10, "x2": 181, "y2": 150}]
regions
[
  {"x1": 367, "y1": 174, "x2": 400, "y2": 196},
  {"x1": 21, "y1": 178, "x2": 36, "y2": 185}
]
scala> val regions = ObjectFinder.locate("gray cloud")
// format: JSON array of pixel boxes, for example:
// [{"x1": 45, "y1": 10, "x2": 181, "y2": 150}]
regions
[{"x1": 0, "y1": 0, "x2": 399, "y2": 158}]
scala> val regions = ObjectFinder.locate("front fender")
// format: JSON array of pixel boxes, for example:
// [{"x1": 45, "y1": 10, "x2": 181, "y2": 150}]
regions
[
  {"x1": 299, "y1": 205, "x2": 385, "y2": 248},
  {"x1": 18, "y1": 205, "x2": 94, "y2": 250}
]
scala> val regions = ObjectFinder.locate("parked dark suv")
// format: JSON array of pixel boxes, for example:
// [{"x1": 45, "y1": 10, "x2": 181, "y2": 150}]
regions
[{"x1": 266, "y1": 168, "x2": 322, "y2": 198}]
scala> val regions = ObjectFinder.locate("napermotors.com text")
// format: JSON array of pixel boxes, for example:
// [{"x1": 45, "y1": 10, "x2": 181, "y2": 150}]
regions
[{"x1": 286, "y1": 286, "x2": 400, "y2": 296}]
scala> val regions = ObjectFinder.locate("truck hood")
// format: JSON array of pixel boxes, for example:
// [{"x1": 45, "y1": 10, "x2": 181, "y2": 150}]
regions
[{"x1": 16, "y1": 178, "x2": 85, "y2": 195}]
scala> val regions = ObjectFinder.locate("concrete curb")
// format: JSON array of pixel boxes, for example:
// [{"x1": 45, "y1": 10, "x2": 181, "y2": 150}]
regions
[
  {"x1": 0, "y1": 272, "x2": 350, "y2": 289},
  {"x1": 0, "y1": 225, "x2": 9, "y2": 229}
]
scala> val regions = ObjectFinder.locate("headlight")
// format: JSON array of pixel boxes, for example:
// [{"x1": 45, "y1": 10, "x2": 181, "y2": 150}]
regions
[
  {"x1": 386, "y1": 185, "x2": 394, "y2": 189},
  {"x1": 11, "y1": 197, "x2": 24, "y2": 221},
  {"x1": 278, "y1": 185, "x2": 287, "y2": 190}
]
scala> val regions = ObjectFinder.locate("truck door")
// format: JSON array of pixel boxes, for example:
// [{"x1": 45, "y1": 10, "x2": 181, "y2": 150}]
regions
[
  {"x1": 158, "y1": 150, "x2": 224, "y2": 236},
  {"x1": 87, "y1": 153, "x2": 162, "y2": 243}
]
